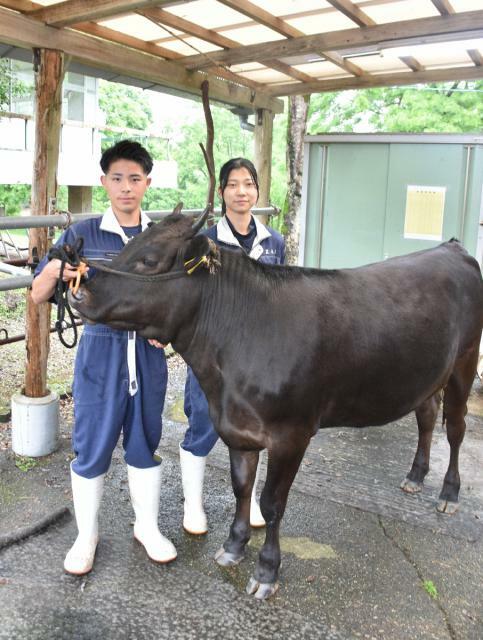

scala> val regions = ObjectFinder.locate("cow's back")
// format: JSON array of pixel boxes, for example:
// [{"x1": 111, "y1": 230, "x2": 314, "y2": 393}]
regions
[{"x1": 208, "y1": 241, "x2": 483, "y2": 432}]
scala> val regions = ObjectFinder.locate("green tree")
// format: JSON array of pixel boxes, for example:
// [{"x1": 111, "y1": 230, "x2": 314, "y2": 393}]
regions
[
  {"x1": 0, "y1": 60, "x2": 33, "y2": 214},
  {"x1": 98, "y1": 81, "x2": 153, "y2": 133},
  {"x1": 308, "y1": 81, "x2": 483, "y2": 133}
]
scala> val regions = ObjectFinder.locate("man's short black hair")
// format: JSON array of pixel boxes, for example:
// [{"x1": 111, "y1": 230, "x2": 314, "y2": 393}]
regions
[{"x1": 100, "y1": 140, "x2": 153, "y2": 175}]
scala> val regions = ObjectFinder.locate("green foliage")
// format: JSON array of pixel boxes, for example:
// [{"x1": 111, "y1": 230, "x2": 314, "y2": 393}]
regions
[
  {"x1": 98, "y1": 81, "x2": 153, "y2": 132},
  {"x1": 15, "y1": 455, "x2": 39, "y2": 472},
  {"x1": 422, "y1": 580, "x2": 439, "y2": 599},
  {"x1": 0, "y1": 59, "x2": 31, "y2": 111},
  {"x1": 0, "y1": 185, "x2": 31, "y2": 215},
  {"x1": 308, "y1": 82, "x2": 483, "y2": 133}
]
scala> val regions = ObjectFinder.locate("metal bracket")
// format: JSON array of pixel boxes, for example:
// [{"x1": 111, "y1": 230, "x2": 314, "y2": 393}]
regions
[{"x1": 48, "y1": 197, "x2": 57, "y2": 239}]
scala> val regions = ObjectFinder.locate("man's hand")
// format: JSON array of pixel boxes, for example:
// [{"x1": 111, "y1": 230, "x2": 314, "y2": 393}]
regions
[
  {"x1": 47, "y1": 258, "x2": 84, "y2": 283},
  {"x1": 31, "y1": 259, "x2": 89, "y2": 304}
]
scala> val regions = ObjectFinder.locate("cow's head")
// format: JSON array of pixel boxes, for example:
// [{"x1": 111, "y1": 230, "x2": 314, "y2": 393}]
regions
[{"x1": 69, "y1": 204, "x2": 220, "y2": 344}]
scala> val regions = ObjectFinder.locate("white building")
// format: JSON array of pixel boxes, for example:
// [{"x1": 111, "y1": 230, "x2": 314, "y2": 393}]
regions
[{"x1": 0, "y1": 59, "x2": 177, "y2": 209}]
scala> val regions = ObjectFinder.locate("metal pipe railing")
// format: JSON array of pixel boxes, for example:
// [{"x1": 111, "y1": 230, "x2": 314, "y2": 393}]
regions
[
  {"x1": 0, "y1": 275, "x2": 33, "y2": 291},
  {"x1": 0, "y1": 207, "x2": 279, "y2": 231}
]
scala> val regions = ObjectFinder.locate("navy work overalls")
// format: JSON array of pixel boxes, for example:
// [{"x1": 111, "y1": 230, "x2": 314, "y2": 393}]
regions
[
  {"x1": 182, "y1": 215, "x2": 285, "y2": 456},
  {"x1": 35, "y1": 208, "x2": 168, "y2": 478}
]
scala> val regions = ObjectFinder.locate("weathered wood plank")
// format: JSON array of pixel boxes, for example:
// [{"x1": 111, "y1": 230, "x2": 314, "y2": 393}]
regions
[
  {"x1": 25, "y1": 48, "x2": 64, "y2": 398},
  {"x1": 183, "y1": 11, "x2": 483, "y2": 69},
  {"x1": 0, "y1": 7, "x2": 283, "y2": 112}
]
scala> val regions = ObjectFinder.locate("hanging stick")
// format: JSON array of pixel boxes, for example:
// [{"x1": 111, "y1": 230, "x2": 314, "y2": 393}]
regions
[{"x1": 200, "y1": 80, "x2": 215, "y2": 217}]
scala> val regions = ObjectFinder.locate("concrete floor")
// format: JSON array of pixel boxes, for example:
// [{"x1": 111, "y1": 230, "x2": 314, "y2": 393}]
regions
[{"x1": 1, "y1": 382, "x2": 482, "y2": 640}]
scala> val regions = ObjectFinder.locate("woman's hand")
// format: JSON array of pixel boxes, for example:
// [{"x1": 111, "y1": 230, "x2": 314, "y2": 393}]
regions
[{"x1": 148, "y1": 339, "x2": 167, "y2": 349}]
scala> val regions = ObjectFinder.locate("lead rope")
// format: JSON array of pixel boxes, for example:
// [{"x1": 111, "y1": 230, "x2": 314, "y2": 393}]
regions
[{"x1": 47, "y1": 237, "x2": 85, "y2": 349}]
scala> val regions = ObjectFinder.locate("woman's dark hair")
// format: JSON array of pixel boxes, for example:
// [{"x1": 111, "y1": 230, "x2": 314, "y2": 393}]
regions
[
  {"x1": 100, "y1": 140, "x2": 153, "y2": 175},
  {"x1": 219, "y1": 157, "x2": 259, "y2": 213}
]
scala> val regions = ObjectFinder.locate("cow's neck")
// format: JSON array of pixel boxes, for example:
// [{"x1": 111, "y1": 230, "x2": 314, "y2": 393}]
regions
[{"x1": 177, "y1": 249, "x2": 267, "y2": 381}]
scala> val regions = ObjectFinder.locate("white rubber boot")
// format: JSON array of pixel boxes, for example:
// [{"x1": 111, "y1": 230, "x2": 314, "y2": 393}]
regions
[
  {"x1": 127, "y1": 464, "x2": 177, "y2": 564},
  {"x1": 250, "y1": 451, "x2": 266, "y2": 528},
  {"x1": 179, "y1": 445, "x2": 208, "y2": 535},
  {"x1": 64, "y1": 465, "x2": 105, "y2": 575}
]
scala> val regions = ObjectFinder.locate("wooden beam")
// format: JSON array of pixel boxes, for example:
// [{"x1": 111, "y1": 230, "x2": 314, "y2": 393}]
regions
[
  {"x1": 182, "y1": 11, "x2": 483, "y2": 69},
  {"x1": 0, "y1": 7, "x2": 283, "y2": 112},
  {"x1": 27, "y1": 0, "x2": 191, "y2": 28},
  {"x1": 140, "y1": 6, "x2": 239, "y2": 49},
  {"x1": 322, "y1": 50, "x2": 365, "y2": 77},
  {"x1": 216, "y1": 0, "x2": 303, "y2": 39},
  {"x1": 74, "y1": 20, "x2": 184, "y2": 59},
  {"x1": 71, "y1": 22, "x2": 265, "y2": 91},
  {"x1": 468, "y1": 49, "x2": 483, "y2": 66},
  {"x1": 325, "y1": 0, "x2": 376, "y2": 28},
  {"x1": 429, "y1": 0, "x2": 455, "y2": 15},
  {"x1": 253, "y1": 108, "x2": 273, "y2": 225},
  {"x1": 398, "y1": 56, "x2": 425, "y2": 72},
  {"x1": 25, "y1": 48, "x2": 64, "y2": 398},
  {"x1": 268, "y1": 64, "x2": 483, "y2": 96},
  {"x1": 140, "y1": 6, "x2": 314, "y2": 85},
  {"x1": 209, "y1": 2, "x2": 365, "y2": 79}
]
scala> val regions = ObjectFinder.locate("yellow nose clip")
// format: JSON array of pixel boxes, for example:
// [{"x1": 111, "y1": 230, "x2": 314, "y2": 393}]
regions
[
  {"x1": 184, "y1": 255, "x2": 208, "y2": 275},
  {"x1": 69, "y1": 262, "x2": 88, "y2": 295}
]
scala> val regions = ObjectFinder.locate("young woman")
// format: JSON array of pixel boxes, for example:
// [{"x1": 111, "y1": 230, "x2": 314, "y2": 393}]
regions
[{"x1": 180, "y1": 157, "x2": 285, "y2": 534}]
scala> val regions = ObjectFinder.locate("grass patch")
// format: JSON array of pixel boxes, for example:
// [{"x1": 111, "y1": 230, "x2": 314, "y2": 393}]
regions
[
  {"x1": 423, "y1": 579, "x2": 439, "y2": 599},
  {"x1": 15, "y1": 455, "x2": 40, "y2": 472},
  {"x1": 0, "y1": 288, "x2": 27, "y2": 322}
]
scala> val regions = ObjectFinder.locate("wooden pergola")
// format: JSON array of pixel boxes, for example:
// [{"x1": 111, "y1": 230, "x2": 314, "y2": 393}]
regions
[{"x1": 0, "y1": 0, "x2": 482, "y2": 399}]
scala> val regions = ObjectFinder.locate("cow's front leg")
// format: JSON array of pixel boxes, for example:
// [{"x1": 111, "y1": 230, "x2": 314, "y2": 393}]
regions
[
  {"x1": 247, "y1": 438, "x2": 309, "y2": 600},
  {"x1": 215, "y1": 449, "x2": 259, "y2": 566}
]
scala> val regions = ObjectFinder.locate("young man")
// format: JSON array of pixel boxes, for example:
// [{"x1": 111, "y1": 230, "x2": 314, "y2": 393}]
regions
[
  {"x1": 32, "y1": 140, "x2": 176, "y2": 575},
  {"x1": 180, "y1": 157, "x2": 285, "y2": 535}
]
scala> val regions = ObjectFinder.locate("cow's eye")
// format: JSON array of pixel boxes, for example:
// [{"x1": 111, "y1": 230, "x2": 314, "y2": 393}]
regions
[{"x1": 143, "y1": 256, "x2": 158, "y2": 268}]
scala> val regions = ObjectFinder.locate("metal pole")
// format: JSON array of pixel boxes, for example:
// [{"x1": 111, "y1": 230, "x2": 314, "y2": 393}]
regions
[
  {"x1": 0, "y1": 207, "x2": 279, "y2": 231},
  {"x1": 0, "y1": 275, "x2": 33, "y2": 291}
]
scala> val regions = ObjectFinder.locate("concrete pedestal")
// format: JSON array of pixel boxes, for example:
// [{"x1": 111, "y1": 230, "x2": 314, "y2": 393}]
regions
[{"x1": 11, "y1": 391, "x2": 59, "y2": 457}]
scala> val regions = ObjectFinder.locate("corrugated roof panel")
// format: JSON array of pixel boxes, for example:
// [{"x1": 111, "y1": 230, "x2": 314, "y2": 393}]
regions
[
  {"x1": 98, "y1": 15, "x2": 169, "y2": 41},
  {"x1": 156, "y1": 36, "x2": 223, "y2": 56},
  {"x1": 163, "y1": 0, "x2": 248, "y2": 30},
  {"x1": 255, "y1": 0, "x2": 330, "y2": 17},
  {"x1": 229, "y1": 62, "x2": 266, "y2": 72},
  {"x1": 348, "y1": 54, "x2": 410, "y2": 73},
  {"x1": 363, "y1": 0, "x2": 439, "y2": 23},
  {"x1": 221, "y1": 24, "x2": 287, "y2": 46},
  {"x1": 237, "y1": 67, "x2": 296, "y2": 84},
  {"x1": 285, "y1": 11, "x2": 362, "y2": 34},
  {"x1": 450, "y1": 0, "x2": 483, "y2": 10},
  {"x1": 292, "y1": 60, "x2": 356, "y2": 78}
]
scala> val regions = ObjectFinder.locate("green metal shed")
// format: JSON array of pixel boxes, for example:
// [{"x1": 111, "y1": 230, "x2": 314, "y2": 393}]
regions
[{"x1": 300, "y1": 134, "x2": 483, "y2": 269}]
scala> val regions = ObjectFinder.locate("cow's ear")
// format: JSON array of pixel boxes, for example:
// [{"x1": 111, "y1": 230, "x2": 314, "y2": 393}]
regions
[{"x1": 184, "y1": 236, "x2": 220, "y2": 275}]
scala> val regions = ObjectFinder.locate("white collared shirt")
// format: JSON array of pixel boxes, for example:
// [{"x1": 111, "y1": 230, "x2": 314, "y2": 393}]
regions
[{"x1": 216, "y1": 215, "x2": 272, "y2": 260}]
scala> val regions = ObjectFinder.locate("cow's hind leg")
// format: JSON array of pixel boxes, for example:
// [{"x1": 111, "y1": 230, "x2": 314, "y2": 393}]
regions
[
  {"x1": 437, "y1": 346, "x2": 478, "y2": 514},
  {"x1": 401, "y1": 391, "x2": 441, "y2": 494},
  {"x1": 215, "y1": 448, "x2": 259, "y2": 566},
  {"x1": 246, "y1": 436, "x2": 310, "y2": 600}
]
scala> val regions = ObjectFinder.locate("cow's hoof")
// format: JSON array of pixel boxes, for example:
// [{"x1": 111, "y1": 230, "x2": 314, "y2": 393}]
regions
[
  {"x1": 436, "y1": 499, "x2": 459, "y2": 514},
  {"x1": 246, "y1": 576, "x2": 279, "y2": 600},
  {"x1": 400, "y1": 478, "x2": 423, "y2": 494},
  {"x1": 214, "y1": 546, "x2": 245, "y2": 566}
]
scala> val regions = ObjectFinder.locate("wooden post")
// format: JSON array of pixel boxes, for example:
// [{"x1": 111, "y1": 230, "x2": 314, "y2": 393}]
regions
[
  {"x1": 284, "y1": 95, "x2": 310, "y2": 265},
  {"x1": 68, "y1": 185, "x2": 93, "y2": 213},
  {"x1": 25, "y1": 48, "x2": 64, "y2": 398},
  {"x1": 254, "y1": 108, "x2": 274, "y2": 225}
]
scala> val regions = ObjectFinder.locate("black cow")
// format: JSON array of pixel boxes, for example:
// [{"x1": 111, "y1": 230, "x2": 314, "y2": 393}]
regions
[{"x1": 70, "y1": 210, "x2": 483, "y2": 599}]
